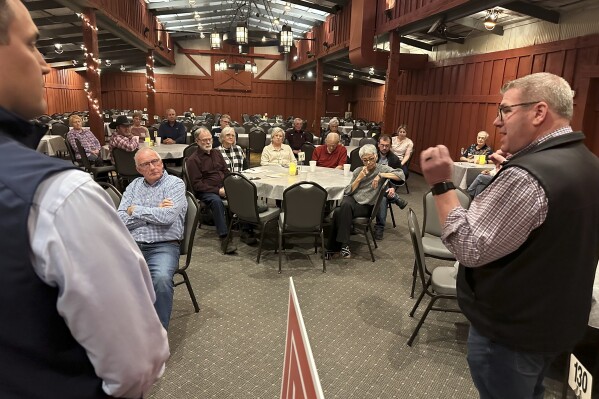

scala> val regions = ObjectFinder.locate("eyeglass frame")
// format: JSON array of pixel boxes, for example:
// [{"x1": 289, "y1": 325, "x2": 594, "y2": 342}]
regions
[
  {"x1": 497, "y1": 101, "x2": 540, "y2": 122},
  {"x1": 137, "y1": 158, "x2": 162, "y2": 169},
  {"x1": 361, "y1": 156, "x2": 377, "y2": 164}
]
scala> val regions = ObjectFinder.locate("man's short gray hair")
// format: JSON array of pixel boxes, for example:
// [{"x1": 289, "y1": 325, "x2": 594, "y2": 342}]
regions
[
  {"x1": 0, "y1": 0, "x2": 14, "y2": 45},
  {"x1": 329, "y1": 118, "x2": 339, "y2": 127},
  {"x1": 500, "y1": 72, "x2": 574, "y2": 121},
  {"x1": 294, "y1": 118, "x2": 303, "y2": 125},
  {"x1": 359, "y1": 144, "x2": 377, "y2": 158},
  {"x1": 194, "y1": 126, "x2": 211, "y2": 139},
  {"x1": 325, "y1": 132, "x2": 340, "y2": 144},
  {"x1": 477, "y1": 131, "x2": 489, "y2": 140},
  {"x1": 134, "y1": 147, "x2": 160, "y2": 165}
]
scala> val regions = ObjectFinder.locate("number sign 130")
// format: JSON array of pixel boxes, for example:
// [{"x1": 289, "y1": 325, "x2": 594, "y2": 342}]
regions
[{"x1": 568, "y1": 354, "x2": 593, "y2": 399}]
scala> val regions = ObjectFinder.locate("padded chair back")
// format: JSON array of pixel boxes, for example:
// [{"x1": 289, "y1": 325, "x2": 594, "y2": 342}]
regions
[
  {"x1": 423, "y1": 188, "x2": 471, "y2": 237},
  {"x1": 243, "y1": 123, "x2": 254, "y2": 134},
  {"x1": 282, "y1": 182, "x2": 327, "y2": 232},
  {"x1": 223, "y1": 173, "x2": 259, "y2": 223},
  {"x1": 359, "y1": 137, "x2": 377, "y2": 147},
  {"x1": 183, "y1": 143, "x2": 198, "y2": 159},
  {"x1": 303, "y1": 131, "x2": 314, "y2": 145},
  {"x1": 74, "y1": 138, "x2": 93, "y2": 172},
  {"x1": 300, "y1": 142, "x2": 316, "y2": 163},
  {"x1": 181, "y1": 191, "x2": 200, "y2": 256},
  {"x1": 97, "y1": 181, "x2": 122, "y2": 208},
  {"x1": 51, "y1": 122, "x2": 69, "y2": 137},
  {"x1": 64, "y1": 138, "x2": 79, "y2": 166},
  {"x1": 233, "y1": 126, "x2": 244, "y2": 138},
  {"x1": 350, "y1": 129, "x2": 365, "y2": 138},
  {"x1": 370, "y1": 179, "x2": 389, "y2": 222},
  {"x1": 181, "y1": 159, "x2": 191, "y2": 191},
  {"x1": 113, "y1": 148, "x2": 141, "y2": 180},
  {"x1": 183, "y1": 120, "x2": 194, "y2": 132},
  {"x1": 249, "y1": 128, "x2": 267, "y2": 153},
  {"x1": 349, "y1": 147, "x2": 362, "y2": 171}
]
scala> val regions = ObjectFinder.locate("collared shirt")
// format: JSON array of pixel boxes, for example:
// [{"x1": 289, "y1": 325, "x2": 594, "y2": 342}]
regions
[
  {"x1": 217, "y1": 144, "x2": 245, "y2": 173},
  {"x1": 462, "y1": 143, "x2": 493, "y2": 161},
  {"x1": 344, "y1": 164, "x2": 404, "y2": 205},
  {"x1": 118, "y1": 171, "x2": 187, "y2": 243},
  {"x1": 260, "y1": 143, "x2": 295, "y2": 166},
  {"x1": 391, "y1": 136, "x2": 414, "y2": 161},
  {"x1": 67, "y1": 128, "x2": 101, "y2": 159},
  {"x1": 442, "y1": 127, "x2": 573, "y2": 267},
  {"x1": 285, "y1": 128, "x2": 311, "y2": 151},
  {"x1": 157, "y1": 121, "x2": 186, "y2": 144},
  {"x1": 187, "y1": 148, "x2": 229, "y2": 194},
  {"x1": 29, "y1": 169, "x2": 169, "y2": 397},
  {"x1": 311, "y1": 144, "x2": 346, "y2": 168},
  {"x1": 109, "y1": 133, "x2": 139, "y2": 163}
]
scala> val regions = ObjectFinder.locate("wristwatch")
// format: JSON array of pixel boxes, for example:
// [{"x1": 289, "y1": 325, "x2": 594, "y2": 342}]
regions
[{"x1": 431, "y1": 181, "x2": 456, "y2": 196}]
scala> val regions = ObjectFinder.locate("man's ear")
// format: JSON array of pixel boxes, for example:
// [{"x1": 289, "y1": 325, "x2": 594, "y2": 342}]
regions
[{"x1": 532, "y1": 102, "x2": 549, "y2": 126}]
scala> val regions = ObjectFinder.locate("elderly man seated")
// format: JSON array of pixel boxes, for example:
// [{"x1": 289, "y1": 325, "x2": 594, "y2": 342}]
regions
[
  {"x1": 187, "y1": 128, "x2": 256, "y2": 253},
  {"x1": 311, "y1": 132, "x2": 346, "y2": 169},
  {"x1": 66, "y1": 114, "x2": 102, "y2": 165},
  {"x1": 325, "y1": 144, "x2": 404, "y2": 259},
  {"x1": 460, "y1": 130, "x2": 493, "y2": 163},
  {"x1": 117, "y1": 147, "x2": 187, "y2": 329},
  {"x1": 108, "y1": 115, "x2": 138, "y2": 163},
  {"x1": 285, "y1": 117, "x2": 311, "y2": 155},
  {"x1": 158, "y1": 108, "x2": 186, "y2": 144}
]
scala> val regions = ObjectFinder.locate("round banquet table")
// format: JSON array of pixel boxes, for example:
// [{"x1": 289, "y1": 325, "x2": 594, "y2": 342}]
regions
[
  {"x1": 242, "y1": 165, "x2": 353, "y2": 201},
  {"x1": 101, "y1": 143, "x2": 189, "y2": 161}
]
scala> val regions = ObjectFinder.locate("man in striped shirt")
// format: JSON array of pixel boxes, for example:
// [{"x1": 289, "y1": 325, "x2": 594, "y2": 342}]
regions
[
  {"x1": 420, "y1": 72, "x2": 599, "y2": 399},
  {"x1": 118, "y1": 147, "x2": 187, "y2": 329}
]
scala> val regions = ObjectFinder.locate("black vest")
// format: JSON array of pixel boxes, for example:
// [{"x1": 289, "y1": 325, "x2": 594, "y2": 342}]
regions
[
  {"x1": 458, "y1": 132, "x2": 599, "y2": 353},
  {"x1": 0, "y1": 108, "x2": 110, "y2": 398}
]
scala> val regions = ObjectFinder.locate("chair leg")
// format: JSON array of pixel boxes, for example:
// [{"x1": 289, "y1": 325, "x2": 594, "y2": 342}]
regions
[
  {"x1": 409, "y1": 289, "x2": 426, "y2": 317},
  {"x1": 405, "y1": 181, "x2": 409, "y2": 194},
  {"x1": 363, "y1": 226, "x2": 376, "y2": 262},
  {"x1": 407, "y1": 295, "x2": 441, "y2": 346},
  {"x1": 179, "y1": 270, "x2": 200, "y2": 313},
  {"x1": 256, "y1": 222, "x2": 267, "y2": 263},
  {"x1": 320, "y1": 230, "x2": 326, "y2": 273},
  {"x1": 369, "y1": 224, "x2": 378, "y2": 249},
  {"x1": 388, "y1": 202, "x2": 396, "y2": 228},
  {"x1": 410, "y1": 260, "x2": 418, "y2": 298},
  {"x1": 278, "y1": 230, "x2": 283, "y2": 273},
  {"x1": 223, "y1": 218, "x2": 234, "y2": 255}
]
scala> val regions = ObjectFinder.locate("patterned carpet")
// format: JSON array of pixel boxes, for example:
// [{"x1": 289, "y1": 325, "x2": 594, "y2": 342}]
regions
[{"x1": 148, "y1": 172, "x2": 568, "y2": 399}]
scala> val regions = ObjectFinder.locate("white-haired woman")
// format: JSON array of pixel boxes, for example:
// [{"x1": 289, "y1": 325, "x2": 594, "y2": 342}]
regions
[
  {"x1": 260, "y1": 127, "x2": 295, "y2": 166},
  {"x1": 321, "y1": 117, "x2": 341, "y2": 144},
  {"x1": 326, "y1": 144, "x2": 404, "y2": 259},
  {"x1": 217, "y1": 126, "x2": 246, "y2": 173}
]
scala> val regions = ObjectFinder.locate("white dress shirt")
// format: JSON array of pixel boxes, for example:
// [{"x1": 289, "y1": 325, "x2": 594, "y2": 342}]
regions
[{"x1": 28, "y1": 169, "x2": 169, "y2": 398}]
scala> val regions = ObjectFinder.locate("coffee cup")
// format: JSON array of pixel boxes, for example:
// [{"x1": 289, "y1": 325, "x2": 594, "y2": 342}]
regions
[
  {"x1": 309, "y1": 160, "x2": 316, "y2": 172},
  {"x1": 343, "y1": 163, "x2": 351, "y2": 176},
  {"x1": 155, "y1": 137, "x2": 161, "y2": 145}
]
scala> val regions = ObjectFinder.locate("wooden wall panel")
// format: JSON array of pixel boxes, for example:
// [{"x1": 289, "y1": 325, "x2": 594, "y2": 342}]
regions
[
  {"x1": 43, "y1": 68, "x2": 87, "y2": 115},
  {"x1": 352, "y1": 84, "x2": 385, "y2": 124},
  {"x1": 351, "y1": 34, "x2": 599, "y2": 173}
]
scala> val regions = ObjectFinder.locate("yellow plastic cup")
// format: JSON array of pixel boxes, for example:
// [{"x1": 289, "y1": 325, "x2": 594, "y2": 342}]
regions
[{"x1": 288, "y1": 162, "x2": 297, "y2": 176}]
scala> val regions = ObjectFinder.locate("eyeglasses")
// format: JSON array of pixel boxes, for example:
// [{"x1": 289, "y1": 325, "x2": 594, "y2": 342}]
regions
[
  {"x1": 361, "y1": 157, "x2": 377, "y2": 164},
  {"x1": 497, "y1": 101, "x2": 540, "y2": 121},
  {"x1": 138, "y1": 158, "x2": 162, "y2": 168},
  {"x1": 197, "y1": 137, "x2": 213, "y2": 143}
]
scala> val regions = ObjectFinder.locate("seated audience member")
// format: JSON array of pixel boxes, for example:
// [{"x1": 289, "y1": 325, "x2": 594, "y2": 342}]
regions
[
  {"x1": 217, "y1": 126, "x2": 246, "y2": 173},
  {"x1": 187, "y1": 128, "x2": 256, "y2": 252},
  {"x1": 325, "y1": 144, "x2": 404, "y2": 259},
  {"x1": 312, "y1": 132, "x2": 346, "y2": 169},
  {"x1": 109, "y1": 115, "x2": 138, "y2": 163},
  {"x1": 66, "y1": 114, "x2": 102, "y2": 165},
  {"x1": 374, "y1": 135, "x2": 408, "y2": 240},
  {"x1": 460, "y1": 130, "x2": 493, "y2": 163},
  {"x1": 158, "y1": 108, "x2": 186, "y2": 144},
  {"x1": 390, "y1": 124, "x2": 414, "y2": 177},
  {"x1": 467, "y1": 150, "x2": 509, "y2": 198},
  {"x1": 117, "y1": 147, "x2": 187, "y2": 329},
  {"x1": 285, "y1": 117, "x2": 311, "y2": 154},
  {"x1": 261, "y1": 127, "x2": 295, "y2": 166},
  {"x1": 212, "y1": 113, "x2": 232, "y2": 148},
  {"x1": 321, "y1": 117, "x2": 343, "y2": 144},
  {"x1": 130, "y1": 111, "x2": 149, "y2": 141}
]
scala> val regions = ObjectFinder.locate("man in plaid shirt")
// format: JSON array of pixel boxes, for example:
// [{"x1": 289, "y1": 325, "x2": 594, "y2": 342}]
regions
[{"x1": 109, "y1": 115, "x2": 138, "y2": 163}]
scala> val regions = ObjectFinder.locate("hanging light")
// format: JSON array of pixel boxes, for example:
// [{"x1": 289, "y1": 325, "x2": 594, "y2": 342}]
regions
[
  {"x1": 251, "y1": 64, "x2": 257, "y2": 74},
  {"x1": 194, "y1": 11, "x2": 201, "y2": 21},
  {"x1": 219, "y1": 59, "x2": 227, "y2": 71},
  {"x1": 200, "y1": 32, "x2": 205, "y2": 39},
  {"x1": 281, "y1": 45, "x2": 291, "y2": 54},
  {"x1": 307, "y1": 71, "x2": 313, "y2": 78},
  {"x1": 369, "y1": 67, "x2": 375, "y2": 75},
  {"x1": 261, "y1": 35, "x2": 266, "y2": 43},
  {"x1": 54, "y1": 43, "x2": 63, "y2": 54},
  {"x1": 333, "y1": 75, "x2": 338, "y2": 81},
  {"x1": 236, "y1": 22, "x2": 248, "y2": 44},
  {"x1": 245, "y1": 61, "x2": 252, "y2": 72},
  {"x1": 280, "y1": 24, "x2": 293, "y2": 48},
  {"x1": 238, "y1": 44, "x2": 249, "y2": 54},
  {"x1": 273, "y1": 17, "x2": 280, "y2": 25},
  {"x1": 215, "y1": 62, "x2": 221, "y2": 72},
  {"x1": 349, "y1": 72, "x2": 354, "y2": 79},
  {"x1": 285, "y1": 2, "x2": 291, "y2": 11},
  {"x1": 197, "y1": 23, "x2": 203, "y2": 31},
  {"x1": 188, "y1": 0, "x2": 196, "y2": 6},
  {"x1": 72, "y1": 60, "x2": 78, "y2": 66},
  {"x1": 210, "y1": 29, "x2": 222, "y2": 49},
  {"x1": 105, "y1": 59, "x2": 112, "y2": 67},
  {"x1": 120, "y1": 65, "x2": 126, "y2": 72},
  {"x1": 484, "y1": 9, "x2": 500, "y2": 30}
]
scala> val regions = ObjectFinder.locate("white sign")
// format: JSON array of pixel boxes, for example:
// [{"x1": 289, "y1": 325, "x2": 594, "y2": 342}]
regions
[
  {"x1": 569, "y1": 353, "x2": 593, "y2": 399},
  {"x1": 298, "y1": 152, "x2": 305, "y2": 162}
]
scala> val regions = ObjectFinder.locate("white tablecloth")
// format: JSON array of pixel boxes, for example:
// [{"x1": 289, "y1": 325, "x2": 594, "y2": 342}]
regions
[
  {"x1": 453, "y1": 162, "x2": 494, "y2": 189},
  {"x1": 242, "y1": 165, "x2": 352, "y2": 201},
  {"x1": 37, "y1": 135, "x2": 67, "y2": 156},
  {"x1": 101, "y1": 143, "x2": 188, "y2": 161}
]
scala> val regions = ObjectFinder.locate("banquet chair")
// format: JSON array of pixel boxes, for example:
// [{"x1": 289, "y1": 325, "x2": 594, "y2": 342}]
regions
[
  {"x1": 352, "y1": 179, "x2": 389, "y2": 262},
  {"x1": 349, "y1": 147, "x2": 362, "y2": 171},
  {"x1": 358, "y1": 137, "x2": 377, "y2": 147},
  {"x1": 247, "y1": 127, "x2": 267, "y2": 164},
  {"x1": 96, "y1": 181, "x2": 122, "y2": 208},
  {"x1": 410, "y1": 188, "x2": 471, "y2": 298},
  {"x1": 278, "y1": 182, "x2": 328, "y2": 273},
  {"x1": 300, "y1": 142, "x2": 316, "y2": 164},
  {"x1": 51, "y1": 121, "x2": 69, "y2": 137},
  {"x1": 74, "y1": 139, "x2": 116, "y2": 185},
  {"x1": 303, "y1": 131, "x2": 314, "y2": 145},
  {"x1": 350, "y1": 129, "x2": 365, "y2": 139},
  {"x1": 222, "y1": 173, "x2": 280, "y2": 263},
  {"x1": 63, "y1": 137, "x2": 82, "y2": 168},
  {"x1": 174, "y1": 191, "x2": 201, "y2": 313},
  {"x1": 407, "y1": 209, "x2": 461, "y2": 346},
  {"x1": 112, "y1": 148, "x2": 141, "y2": 190},
  {"x1": 166, "y1": 143, "x2": 198, "y2": 177}
]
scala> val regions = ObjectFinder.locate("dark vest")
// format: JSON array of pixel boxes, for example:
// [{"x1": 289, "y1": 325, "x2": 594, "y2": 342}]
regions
[
  {"x1": 0, "y1": 109, "x2": 110, "y2": 398},
  {"x1": 458, "y1": 132, "x2": 599, "y2": 353}
]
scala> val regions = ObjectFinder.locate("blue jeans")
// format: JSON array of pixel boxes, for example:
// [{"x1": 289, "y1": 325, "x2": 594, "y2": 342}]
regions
[
  {"x1": 196, "y1": 191, "x2": 228, "y2": 237},
  {"x1": 137, "y1": 241, "x2": 180, "y2": 329},
  {"x1": 467, "y1": 326, "x2": 556, "y2": 399}
]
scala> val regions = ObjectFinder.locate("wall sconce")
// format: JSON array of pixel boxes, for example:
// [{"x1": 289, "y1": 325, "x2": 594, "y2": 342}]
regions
[
  {"x1": 280, "y1": 24, "x2": 293, "y2": 48},
  {"x1": 236, "y1": 22, "x2": 248, "y2": 45},
  {"x1": 244, "y1": 61, "x2": 258, "y2": 74},
  {"x1": 385, "y1": 0, "x2": 395, "y2": 19},
  {"x1": 210, "y1": 29, "x2": 222, "y2": 49},
  {"x1": 215, "y1": 59, "x2": 228, "y2": 71},
  {"x1": 484, "y1": 9, "x2": 501, "y2": 31}
]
